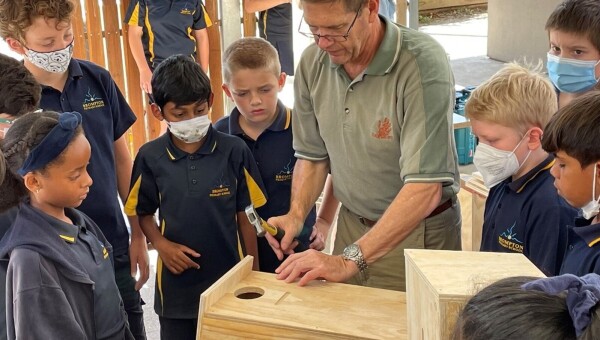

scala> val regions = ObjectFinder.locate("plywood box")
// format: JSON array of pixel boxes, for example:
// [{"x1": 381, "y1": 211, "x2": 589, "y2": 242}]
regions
[
  {"x1": 197, "y1": 256, "x2": 406, "y2": 339},
  {"x1": 405, "y1": 249, "x2": 545, "y2": 340}
]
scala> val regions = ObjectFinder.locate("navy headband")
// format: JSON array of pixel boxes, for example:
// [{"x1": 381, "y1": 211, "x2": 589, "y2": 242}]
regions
[
  {"x1": 17, "y1": 111, "x2": 82, "y2": 176},
  {"x1": 522, "y1": 273, "x2": 600, "y2": 337}
]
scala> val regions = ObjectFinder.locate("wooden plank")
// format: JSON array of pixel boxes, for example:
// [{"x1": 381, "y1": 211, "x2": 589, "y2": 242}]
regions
[
  {"x1": 102, "y1": 0, "x2": 125, "y2": 91},
  {"x1": 396, "y1": 0, "x2": 407, "y2": 26},
  {"x1": 71, "y1": 2, "x2": 87, "y2": 60},
  {"x1": 84, "y1": 0, "x2": 107, "y2": 68},
  {"x1": 120, "y1": 0, "x2": 147, "y2": 153},
  {"x1": 242, "y1": 1, "x2": 257, "y2": 37},
  {"x1": 405, "y1": 249, "x2": 544, "y2": 340},
  {"x1": 204, "y1": 0, "x2": 225, "y2": 121},
  {"x1": 419, "y1": 0, "x2": 487, "y2": 11},
  {"x1": 198, "y1": 257, "x2": 406, "y2": 339}
]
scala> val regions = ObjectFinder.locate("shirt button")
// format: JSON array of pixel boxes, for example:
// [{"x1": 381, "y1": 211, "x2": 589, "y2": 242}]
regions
[
  {"x1": 191, "y1": 166, "x2": 196, "y2": 170},
  {"x1": 349, "y1": 87, "x2": 354, "y2": 92},
  {"x1": 189, "y1": 156, "x2": 195, "y2": 160},
  {"x1": 569, "y1": 245, "x2": 574, "y2": 250},
  {"x1": 345, "y1": 108, "x2": 350, "y2": 114},
  {"x1": 192, "y1": 179, "x2": 197, "y2": 184}
]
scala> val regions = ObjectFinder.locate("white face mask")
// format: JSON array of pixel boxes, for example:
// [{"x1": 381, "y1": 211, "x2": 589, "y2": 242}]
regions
[
  {"x1": 24, "y1": 41, "x2": 74, "y2": 73},
  {"x1": 167, "y1": 115, "x2": 211, "y2": 143},
  {"x1": 473, "y1": 134, "x2": 531, "y2": 188},
  {"x1": 581, "y1": 164, "x2": 600, "y2": 220}
]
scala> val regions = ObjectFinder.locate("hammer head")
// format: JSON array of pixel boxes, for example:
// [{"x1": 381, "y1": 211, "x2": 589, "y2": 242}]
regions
[{"x1": 245, "y1": 204, "x2": 266, "y2": 237}]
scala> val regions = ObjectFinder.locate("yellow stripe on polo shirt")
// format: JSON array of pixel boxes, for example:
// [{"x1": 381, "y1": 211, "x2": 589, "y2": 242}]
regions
[
  {"x1": 589, "y1": 237, "x2": 600, "y2": 247},
  {"x1": 144, "y1": 7, "x2": 155, "y2": 62},
  {"x1": 201, "y1": 5, "x2": 213, "y2": 27},
  {"x1": 236, "y1": 231, "x2": 244, "y2": 260},
  {"x1": 284, "y1": 108, "x2": 291, "y2": 129},
  {"x1": 157, "y1": 219, "x2": 166, "y2": 310},
  {"x1": 124, "y1": 175, "x2": 143, "y2": 216},
  {"x1": 244, "y1": 168, "x2": 267, "y2": 208},
  {"x1": 127, "y1": 3, "x2": 140, "y2": 25},
  {"x1": 516, "y1": 159, "x2": 555, "y2": 194},
  {"x1": 59, "y1": 235, "x2": 75, "y2": 243}
]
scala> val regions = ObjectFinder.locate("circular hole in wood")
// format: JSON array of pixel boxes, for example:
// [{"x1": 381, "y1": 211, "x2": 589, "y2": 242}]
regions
[{"x1": 234, "y1": 286, "x2": 265, "y2": 300}]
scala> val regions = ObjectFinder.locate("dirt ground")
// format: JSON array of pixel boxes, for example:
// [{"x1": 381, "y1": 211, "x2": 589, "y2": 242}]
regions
[{"x1": 419, "y1": 5, "x2": 488, "y2": 26}]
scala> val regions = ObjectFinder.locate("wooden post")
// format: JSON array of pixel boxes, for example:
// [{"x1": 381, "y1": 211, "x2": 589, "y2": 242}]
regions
[
  {"x1": 72, "y1": 2, "x2": 87, "y2": 60},
  {"x1": 205, "y1": 0, "x2": 225, "y2": 121},
  {"x1": 242, "y1": 0, "x2": 257, "y2": 37},
  {"x1": 121, "y1": 0, "x2": 148, "y2": 153},
  {"x1": 397, "y1": 0, "x2": 408, "y2": 25},
  {"x1": 84, "y1": 0, "x2": 107, "y2": 68}
]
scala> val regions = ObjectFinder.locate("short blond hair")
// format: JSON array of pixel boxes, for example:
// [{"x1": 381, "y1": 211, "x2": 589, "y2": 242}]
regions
[
  {"x1": 222, "y1": 37, "x2": 281, "y2": 84},
  {"x1": 465, "y1": 63, "x2": 558, "y2": 133}
]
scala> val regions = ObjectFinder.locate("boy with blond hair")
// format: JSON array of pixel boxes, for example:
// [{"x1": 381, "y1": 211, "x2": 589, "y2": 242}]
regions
[
  {"x1": 214, "y1": 37, "x2": 327, "y2": 273},
  {"x1": 546, "y1": 0, "x2": 600, "y2": 108},
  {"x1": 466, "y1": 63, "x2": 577, "y2": 275}
]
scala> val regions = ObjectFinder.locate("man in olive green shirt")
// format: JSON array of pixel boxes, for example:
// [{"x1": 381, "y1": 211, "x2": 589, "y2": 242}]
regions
[{"x1": 268, "y1": 0, "x2": 461, "y2": 291}]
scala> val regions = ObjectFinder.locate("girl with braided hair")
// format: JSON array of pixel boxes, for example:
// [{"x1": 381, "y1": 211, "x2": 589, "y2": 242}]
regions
[{"x1": 0, "y1": 110, "x2": 133, "y2": 339}]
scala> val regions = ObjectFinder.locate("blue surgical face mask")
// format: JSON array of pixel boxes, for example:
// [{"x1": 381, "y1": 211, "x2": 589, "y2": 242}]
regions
[{"x1": 547, "y1": 53, "x2": 600, "y2": 93}]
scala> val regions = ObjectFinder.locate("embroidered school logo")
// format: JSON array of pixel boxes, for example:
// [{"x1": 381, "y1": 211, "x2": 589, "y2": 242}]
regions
[
  {"x1": 82, "y1": 88, "x2": 105, "y2": 111},
  {"x1": 372, "y1": 117, "x2": 393, "y2": 140},
  {"x1": 498, "y1": 222, "x2": 524, "y2": 253},
  {"x1": 209, "y1": 174, "x2": 232, "y2": 197},
  {"x1": 275, "y1": 159, "x2": 294, "y2": 182},
  {"x1": 180, "y1": 1, "x2": 193, "y2": 15}
]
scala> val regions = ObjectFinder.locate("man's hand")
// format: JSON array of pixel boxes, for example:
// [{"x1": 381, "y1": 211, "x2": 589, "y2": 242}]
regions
[
  {"x1": 139, "y1": 67, "x2": 153, "y2": 94},
  {"x1": 154, "y1": 239, "x2": 201, "y2": 275},
  {"x1": 275, "y1": 250, "x2": 358, "y2": 286},
  {"x1": 129, "y1": 235, "x2": 150, "y2": 290},
  {"x1": 309, "y1": 225, "x2": 325, "y2": 251},
  {"x1": 266, "y1": 214, "x2": 304, "y2": 260}
]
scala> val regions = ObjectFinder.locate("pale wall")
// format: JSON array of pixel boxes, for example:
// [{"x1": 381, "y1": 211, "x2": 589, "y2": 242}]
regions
[{"x1": 488, "y1": 0, "x2": 563, "y2": 64}]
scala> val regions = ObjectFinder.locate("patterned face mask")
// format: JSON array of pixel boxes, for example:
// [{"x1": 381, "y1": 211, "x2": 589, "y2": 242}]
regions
[
  {"x1": 24, "y1": 41, "x2": 74, "y2": 73},
  {"x1": 167, "y1": 115, "x2": 211, "y2": 143}
]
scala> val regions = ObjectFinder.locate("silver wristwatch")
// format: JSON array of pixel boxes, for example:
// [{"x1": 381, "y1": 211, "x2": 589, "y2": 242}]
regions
[{"x1": 342, "y1": 243, "x2": 369, "y2": 281}]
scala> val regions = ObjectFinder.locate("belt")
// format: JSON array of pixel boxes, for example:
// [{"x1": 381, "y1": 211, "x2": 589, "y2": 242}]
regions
[{"x1": 356, "y1": 199, "x2": 453, "y2": 228}]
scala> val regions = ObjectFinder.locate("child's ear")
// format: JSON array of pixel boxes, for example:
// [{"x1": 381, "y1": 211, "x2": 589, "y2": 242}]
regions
[
  {"x1": 527, "y1": 127, "x2": 543, "y2": 149},
  {"x1": 149, "y1": 103, "x2": 164, "y2": 121},
  {"x1": 5, "y1": 37, "x2": 26, "y2": 55},
  {"x1": 208, "y1": 92, "x2": 214, "y2": 107},
  {"x1": 22, "y1": 172, "x2": 41, "y2": 194},
  {"x1": 278, "y1": 72, "x2": 287, "y2": 91},
  {"x1": 222, "y1": 84, "x2": 233, "y2": 100}
]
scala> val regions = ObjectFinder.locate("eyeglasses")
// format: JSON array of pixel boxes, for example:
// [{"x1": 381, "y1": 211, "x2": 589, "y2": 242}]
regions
[{"x1": 298, "y1": 8, "x2": 361, "y2": 42}]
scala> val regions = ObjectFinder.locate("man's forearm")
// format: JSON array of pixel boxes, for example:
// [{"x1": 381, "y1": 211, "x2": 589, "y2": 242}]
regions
[
  {"x1": 357, "y1": 182, "x2": 443, "y2": 264},
  {"x1": 289, "y1": 159, "x2": 329, "y2": 222}
]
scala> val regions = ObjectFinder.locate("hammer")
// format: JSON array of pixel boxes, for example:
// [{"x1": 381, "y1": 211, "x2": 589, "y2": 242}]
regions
[{"x1": 244, "y1": 204, "x2": 308, "y2": 252}]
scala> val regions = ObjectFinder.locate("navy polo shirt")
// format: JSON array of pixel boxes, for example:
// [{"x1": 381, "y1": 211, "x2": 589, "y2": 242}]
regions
[
  {"x1": 46, "y1": 209, "x2": 126, "y2": 339},
  {"x1": 124, "y1": 0, "x2": 212, "y2": 67},
  {"x1": 214, "y1": 101, "x2": 316, "y2": 273},
  {"x1": 124, "y1": 126, "x2": 267, "y2": 319},
  {"x1": 479, "y1": 155, "x2": 577, "y2": 276},
  {"x1": 560, "y1": 217, "x2": 600, "y2": 276},
  {"x1": 39, "y1": 58, "x2": 137, "y2": 257},
  {"x1": 258, "y1": 3, "x2": 292, "y2": 38}
]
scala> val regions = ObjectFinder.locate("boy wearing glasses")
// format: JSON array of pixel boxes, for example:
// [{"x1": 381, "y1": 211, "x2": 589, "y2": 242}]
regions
[{"x1": 269, "y1": 0, "x2": 460, "y2": 291}]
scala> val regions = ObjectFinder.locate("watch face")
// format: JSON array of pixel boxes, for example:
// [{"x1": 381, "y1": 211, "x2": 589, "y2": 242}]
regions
[{"x1": 344, "y1": 244, "x2": 359, "y2": 258}]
